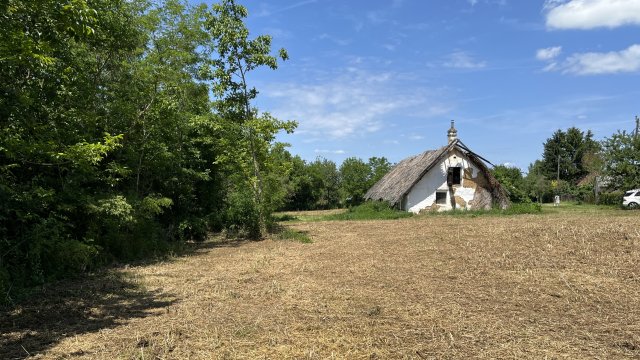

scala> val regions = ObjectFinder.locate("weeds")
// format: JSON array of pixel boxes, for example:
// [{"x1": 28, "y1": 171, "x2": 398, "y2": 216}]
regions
[
  {"x1": 424, "y1": 202, "x2": 543, "y2": 217},
  {"x1": 275, "y1": 229, "x2": 312, "y2": 244},
  {"x1": 321, "y1": 202, "x2": 413, "y2": 221}
]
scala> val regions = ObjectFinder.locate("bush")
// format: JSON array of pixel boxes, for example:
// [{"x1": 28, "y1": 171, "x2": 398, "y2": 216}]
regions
[
  {"x1": 598, "y1": 191, "x2": 624, "y2": 206},
  {"x1": 224, "y1": 190, "x2": 261, "y2": 238}
]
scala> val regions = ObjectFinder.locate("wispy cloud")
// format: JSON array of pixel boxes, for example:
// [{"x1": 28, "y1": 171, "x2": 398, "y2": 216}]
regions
[
  {"x1": 443, "y1": 51, "x2": 487, "y2": 69},
  {"x1": 541, "y1": 44, "x2": 640, "y2": 75},
  {"x1": 316, "y1": 33, "x2": 351, "y2": 46},
  {"x1": 256, "y1": 0, "x2": 318, "y2": 17},
  {"x1": 544, "y1": 0, "x2": 640, "y2": 29},
  {"x1": 536, "y1": 46, "x2": 562, "y2": 61},
  {"x1": 314, "y1": 149, "x2": 346, "y2": 154},
  {"x1": 263, "y1": 68, "x2": 451, "y2": 139},
  {"x1": 465, "y1": 94, "x2": 622, "y2": 135}
]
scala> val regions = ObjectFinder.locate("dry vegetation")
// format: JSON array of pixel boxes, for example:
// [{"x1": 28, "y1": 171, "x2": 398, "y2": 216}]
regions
[{"x1": 2, "y1": 211, "x2": 640, "y2": 359}]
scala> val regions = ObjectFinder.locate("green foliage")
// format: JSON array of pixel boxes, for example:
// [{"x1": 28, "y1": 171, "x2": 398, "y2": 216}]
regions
[
  {"x1": 0, "y1": 0, "x2": 293, "y2": 301},
  {"x1": 492, "y1": 165, "x2": 528, "y2": 203},
  {"x1": 280, "y1": 156, "x2": 340, "y2": 210},
  {"x1": 205, "y1": 0, "x2": 295, "y2": 238},
  {"x1": 224, "y1": 188, "x2": 261, "y2": 238},
  {"x1": 598, "y1": 191, "x2": 625, "y2": 206},
  {"x1": 339, "y1": 157, "x2": 392, "y2": 206},
  {"x1": 275, "y1": 229, "x2": 312, "y2": 243},
  {"x1": 426, "y1": 202, "x2": 542, "y2": 217},
  {"x1": 339, "y1": 158, "x2": 371, "y2": 205},
  {"x1": 541, "y1": 127, "x2": 600, "y2": 183},
  {"x1": 323, "y1": 201, "x2": 413, "y2": 221},
  {"x1": 523, "y1": 160, "x2": 552, "y2": 203},
  {"x1": 601, "y1": 131, "x2": 640, "y2": 191},
  {"x1": 502, "y1": 202, "x2": 543, "y2": 214}
]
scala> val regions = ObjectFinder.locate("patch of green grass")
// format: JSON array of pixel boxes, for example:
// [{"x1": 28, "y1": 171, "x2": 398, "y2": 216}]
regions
[
  {"x1": 321, "y1": 202, "x2": 413, "y2": 221},
  {"x1": 424, "y1": 202, "x2": 543, "y2": 217},
  {"x1": 540, "y1": 201, "x2": 626, "y2": 215},
  {"x1": 275, "y1": 229, "x2": 312, "y2": 243},
  {"x1": 271, "y1": 213, "x2": 299, "y2": 222}
]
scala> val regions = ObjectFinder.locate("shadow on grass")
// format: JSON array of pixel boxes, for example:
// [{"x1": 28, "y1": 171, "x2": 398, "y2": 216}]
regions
[{"x1": 0, "y1": 271, "x2": 176, "y2": 359}]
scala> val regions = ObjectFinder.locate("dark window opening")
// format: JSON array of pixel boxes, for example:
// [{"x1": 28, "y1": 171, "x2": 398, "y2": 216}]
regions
[
  {"x1": 447, "y1": 166, "x2": 462, "y2": 186},
  {"x1": 435, "y1": 191, "x2": 447, "y2": 205}
]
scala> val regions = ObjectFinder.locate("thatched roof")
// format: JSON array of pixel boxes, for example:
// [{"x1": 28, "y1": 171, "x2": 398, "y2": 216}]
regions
[
  {"x1": 364, "y1": 139, "x2": 510, "y2": 208},
  {"x1": 364, "y1": 144, "x2": 450, "y2": 206}
]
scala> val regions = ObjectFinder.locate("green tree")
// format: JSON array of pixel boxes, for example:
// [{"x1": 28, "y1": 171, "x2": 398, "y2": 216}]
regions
[
  {"x1": 541, "y1": 127, "x2": 599, "y2": 183},
  {"x1": 0, "y1": 0, "x2": 146, "y2": 295},
  {"x1": 492, "y1": 165, "x2": 528, "y2": 203},
  {"x1": 368, "y1": 157, "x2": 392, "y2": 187},
  {"x1": 205, "y1": 0, "x2": 295, "y2": 237},
  {"x1": 601, "y1": 131, "x2": 640, "y2": 190},
  {"x1": 339, "y1": 157, "x2": 371, "y2": 205},
  {"x1": 308, "y1": 158, "x2": 340, "y2": 209},
  {"x1": 524, "y1": 160, "x2": 551, "y2": 203}
]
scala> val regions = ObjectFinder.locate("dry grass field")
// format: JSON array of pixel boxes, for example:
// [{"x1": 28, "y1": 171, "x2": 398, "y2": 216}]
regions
[{"x1": 2, "y1": 209, "x2": 639, "y2": 359}]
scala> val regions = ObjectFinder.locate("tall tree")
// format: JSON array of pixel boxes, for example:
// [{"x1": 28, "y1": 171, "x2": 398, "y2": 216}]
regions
[
  {"x1": 368, "y1": 157, "x2": 392, "y2": 187},
  {"x1": 601, "y1": 130, "x2": 640, "y2": 190},
  {"x1": 524, "y1": 160, "x2": 551, "y2": 203},
  {"x1": 308, "y1": 158, "x2": 340, "y2": 209},
  {"x1": 205, "y1": 0, "x2": 295, "y2": 237},
  {"x1": 541, "y1": 127, "x2": 599, "y2": 183}
]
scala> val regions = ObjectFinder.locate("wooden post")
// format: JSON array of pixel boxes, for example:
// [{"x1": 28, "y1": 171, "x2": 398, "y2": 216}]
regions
[{"x1": 595, "y1": 176, "x2": 600, "y2": 204}]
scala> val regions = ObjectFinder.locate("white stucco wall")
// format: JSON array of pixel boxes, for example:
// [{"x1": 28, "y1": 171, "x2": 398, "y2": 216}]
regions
[{"x1": 405, "y1": 150, "x2": 481, "y2": 213}]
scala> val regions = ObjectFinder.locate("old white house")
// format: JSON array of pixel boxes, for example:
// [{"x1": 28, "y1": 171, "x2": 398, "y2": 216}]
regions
[{"x1": 365, "y1": 121, "x2": 509, "y2": 213}]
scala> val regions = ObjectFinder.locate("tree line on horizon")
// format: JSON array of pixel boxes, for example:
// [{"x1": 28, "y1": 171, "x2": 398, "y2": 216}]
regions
[{"x1": 492, "y1": 125, "x2": 640, "y2": 205}]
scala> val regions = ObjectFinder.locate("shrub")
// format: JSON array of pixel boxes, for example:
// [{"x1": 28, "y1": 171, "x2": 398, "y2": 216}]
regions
[
  {"x1": 599, "y1": 191, "x2": 624, "y2": 206},
  {"x1": 224, "y1": 189, "x2": 261, "y2": 238}
]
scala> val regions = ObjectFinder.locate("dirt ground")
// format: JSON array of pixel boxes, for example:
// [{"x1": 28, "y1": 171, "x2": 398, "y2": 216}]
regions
[{"x1": 2, "y1": 211, "x2": 639, "y2": 359}]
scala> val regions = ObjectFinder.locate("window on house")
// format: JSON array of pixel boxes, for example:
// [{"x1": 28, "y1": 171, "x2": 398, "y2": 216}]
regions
[
  {"x1": 435, "y1": 191, "x2": 447, "y2": 205},
  {"x1": 447, "y1": 166, "x2": 462, "y2": 186}
]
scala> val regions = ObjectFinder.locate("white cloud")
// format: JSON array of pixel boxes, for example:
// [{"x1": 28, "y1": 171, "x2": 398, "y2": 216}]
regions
[
  {"x1": 536, "y1": 46, "x2": 562, "y2": 61},
  {"x1": 315, "y1": 149, "x2": 346, "y2": 154},
  {"x1": 443, "y1": 51, "x2": 486, "y2": 69},
  {"x1": 546, "y1": 44, "x2": 640, "y2": 75},
  {"x1": 468, "y1": 0, "x2": 479, "y2": 6},
  {"x1": 545, "y1": 0, "x2": 640, "y2": 29},
  {"x1": 317, "y1": 33, "x2": 351, "y2": 46},
  {"x1": 256, "y1": 0, "x2": 318, "y2": 17},
  {"x1": 263, "y1": 69, "x2": 451, "y2": 139}
]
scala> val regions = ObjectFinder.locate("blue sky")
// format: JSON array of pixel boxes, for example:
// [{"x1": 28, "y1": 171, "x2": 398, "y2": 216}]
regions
[{"x1": 204, "y1": 0, "x2": 640, "y2": 170}]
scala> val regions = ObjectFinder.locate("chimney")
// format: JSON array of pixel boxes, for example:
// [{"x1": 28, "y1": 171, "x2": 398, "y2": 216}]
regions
[{"x1": 447, "y1": 120, "x2": 458, "y2": 143}]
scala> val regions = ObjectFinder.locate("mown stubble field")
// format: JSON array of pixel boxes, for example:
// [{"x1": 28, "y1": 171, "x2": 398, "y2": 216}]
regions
[{"x1": 2, "y1": 211, "x2": 639, "y2": 359}]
